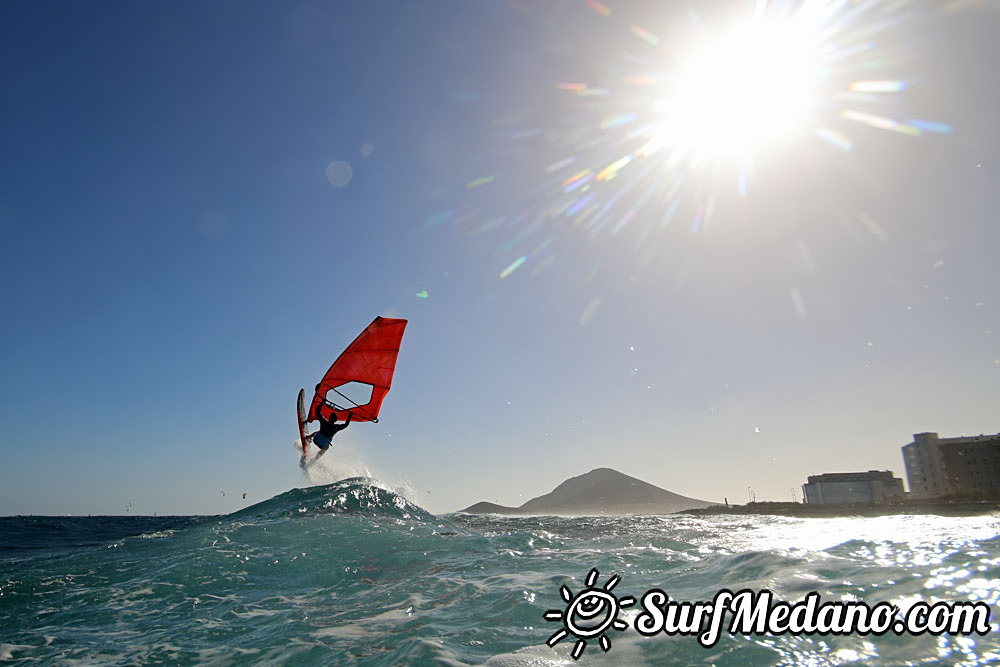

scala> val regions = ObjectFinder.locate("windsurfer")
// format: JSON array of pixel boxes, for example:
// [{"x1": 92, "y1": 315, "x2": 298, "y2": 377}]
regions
[{"x1": 309, "y1": 399, "x2": 352, "y2": 457}]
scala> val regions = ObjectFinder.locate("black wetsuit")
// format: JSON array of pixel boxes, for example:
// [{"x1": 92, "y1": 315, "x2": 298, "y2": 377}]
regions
[{"x1": 312, "y1": 403, "x2": 351, "y2": 450}]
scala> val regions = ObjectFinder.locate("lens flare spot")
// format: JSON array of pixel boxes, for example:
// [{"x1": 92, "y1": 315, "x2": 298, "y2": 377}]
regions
[
  {"x1": 842, "y1": 110, "x2": 921, "y2": 136},
  {"x1": 791, "y1": 287, "x2": 808, "y2": 320},
  {"x1": 499, "y1": 255, "x2": 527, "y2": 279},
  {"x1": 858, "y1": 212, "x2": 891, "y2": 242},
  {"x1": 466, "y1": 176, "x2": 494, "y2": 190},
  {"x1": 851, "y1": 80, "x2": 907, "y2": 93},
  {"x1": 596, "y1": 155, "x2": 633, "y2": 181},
  {"x1": 908, "y1": 119, "x2": 954, "y2": 134},
  {"x1": 629, "y1": 25, "x2": 660, "y2": 46},
  {"x1": 562, "y1": 169, "x2": 593, "y2": 191},
  {"x1": 815, "y1": 126, "x2": 854, "y2": 151},
  {"x1": 586, "y1": 0, "x2": 611, "y2": 17},
  {"x1": 425, "y1": 210, "x2": 454, "y2": 227},
  {"x1": 599, "y1": 113, "x2": 637, "y2": 130},
  {"x1": 325, "y1": 160, "x2": 354, "y2": 187},
  {"x1": 580, "y1": 299, "x2": 601, "y2": 327}
]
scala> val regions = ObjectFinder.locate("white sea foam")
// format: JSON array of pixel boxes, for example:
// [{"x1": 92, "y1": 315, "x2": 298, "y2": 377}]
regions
[{"x1": 299, "y1": 439, "x2": 421, "y2": 506}]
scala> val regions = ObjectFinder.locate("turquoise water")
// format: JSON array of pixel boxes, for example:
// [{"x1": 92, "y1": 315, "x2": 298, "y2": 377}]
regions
[{"x1": 2, "y1": 478, "x2": 999, "y2": 665}]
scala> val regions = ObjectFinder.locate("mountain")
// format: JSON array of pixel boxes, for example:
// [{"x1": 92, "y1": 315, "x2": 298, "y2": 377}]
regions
[
  {"x1": 459, "y1": 468, "x2": 716, "y2": 516},
  {"x1": 460, "y1": 501, "x2": 519, "y2": 514}
]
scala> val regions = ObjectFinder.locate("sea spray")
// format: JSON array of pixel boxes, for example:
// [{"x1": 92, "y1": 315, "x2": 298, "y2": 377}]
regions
[{"x1": 300, "y1": 440, "x2": 421, "y2": 507}]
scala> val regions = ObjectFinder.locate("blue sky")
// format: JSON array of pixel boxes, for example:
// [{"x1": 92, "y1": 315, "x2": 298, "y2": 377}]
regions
[{"x1": 2, "y1": 0, "x2": 998, "y2": 516}]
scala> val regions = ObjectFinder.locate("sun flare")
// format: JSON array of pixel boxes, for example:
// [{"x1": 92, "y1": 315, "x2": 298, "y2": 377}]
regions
[{"x1": 468, "y1": 0, "x2": 955, "y2": 287}]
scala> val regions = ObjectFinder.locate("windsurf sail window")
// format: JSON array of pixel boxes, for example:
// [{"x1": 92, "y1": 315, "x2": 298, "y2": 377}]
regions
[
  {"x1": 321, "y1": 381, "x2": 374, "y2": 412},
  {"x1": 308, "y1": 316, "x2": 408, "y2": 424}
]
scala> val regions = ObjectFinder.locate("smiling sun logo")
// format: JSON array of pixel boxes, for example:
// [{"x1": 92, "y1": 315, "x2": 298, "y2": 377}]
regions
[{"x1": 544, "y1": 568, "x2": 635, "y2": 659}]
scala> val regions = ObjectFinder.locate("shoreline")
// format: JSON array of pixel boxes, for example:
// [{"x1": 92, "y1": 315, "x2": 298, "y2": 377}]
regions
[{"x1": 678, "y1": 500, "x2": 1000, "y2": 518}]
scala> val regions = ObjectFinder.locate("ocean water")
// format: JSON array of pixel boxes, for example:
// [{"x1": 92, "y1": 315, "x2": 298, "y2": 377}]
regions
[{"x1": 2, "y1": 478, "x2": 999, "y2": 665}]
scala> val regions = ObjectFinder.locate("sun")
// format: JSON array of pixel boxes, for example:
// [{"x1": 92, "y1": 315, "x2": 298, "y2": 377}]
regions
[{"x1": 655, "y1": 11, "x2": 826, "y2": 163}]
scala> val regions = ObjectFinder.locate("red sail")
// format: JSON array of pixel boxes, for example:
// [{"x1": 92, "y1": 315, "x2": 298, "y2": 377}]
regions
[{"x1": 308, "y1": 317, "x2": 408, "y2": 424}]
